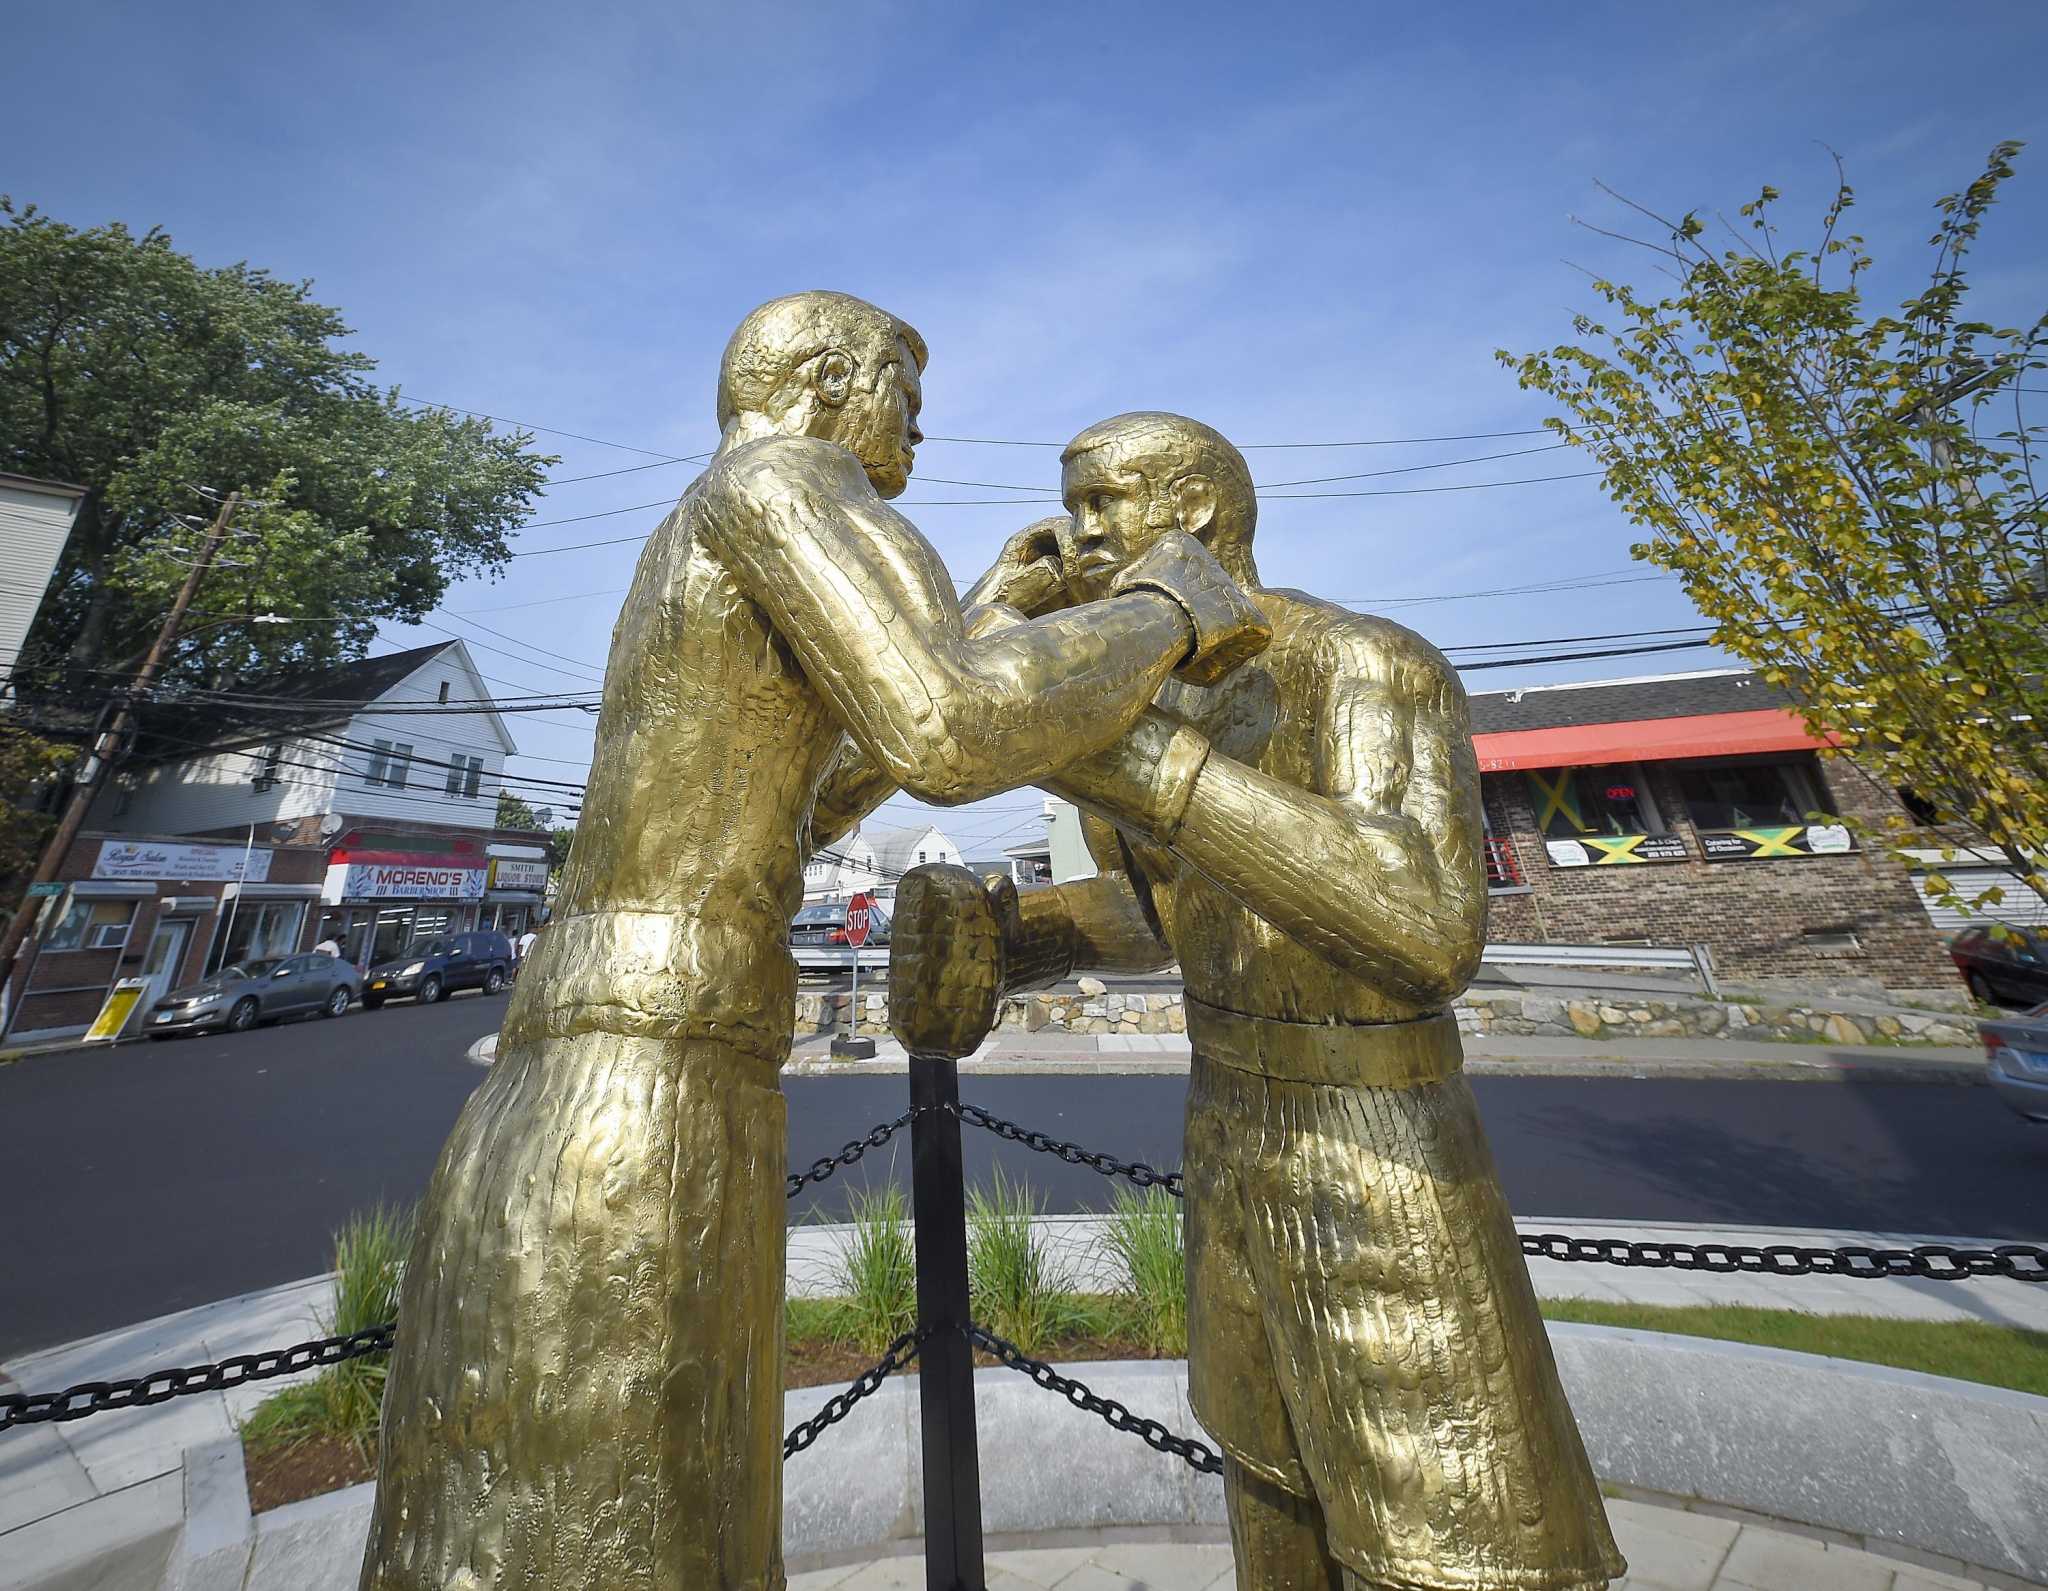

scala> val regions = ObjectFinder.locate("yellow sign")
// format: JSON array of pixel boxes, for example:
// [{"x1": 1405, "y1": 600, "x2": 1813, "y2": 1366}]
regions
[{"x1": 83, "y1": 978, "x2": 153, "y2": 1043}]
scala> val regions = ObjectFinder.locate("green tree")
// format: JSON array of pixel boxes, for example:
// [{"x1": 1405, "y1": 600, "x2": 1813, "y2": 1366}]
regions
[
  {"x1": 495, "y1": 789, "x2": 543, "y2": 831},
  {"x1": 0, "y1": 201, "x2": 554, "y2": 694},
  {"x1": 1504, "y1": 143, "x2": 2048, "y2": 911},
  {"x1": 0, "y1": 723, "x2": 73, "y2": 888}
]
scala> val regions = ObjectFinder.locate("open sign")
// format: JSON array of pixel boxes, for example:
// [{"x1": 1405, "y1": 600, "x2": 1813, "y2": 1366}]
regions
[{"x1": 845, "y1": 891, "x2": 878, "y2": 948}]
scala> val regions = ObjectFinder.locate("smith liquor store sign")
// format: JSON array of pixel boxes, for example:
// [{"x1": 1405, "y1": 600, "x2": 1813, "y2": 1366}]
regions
[{"x1": 323, "y1": 861, "x2": 487, "y2": 902}]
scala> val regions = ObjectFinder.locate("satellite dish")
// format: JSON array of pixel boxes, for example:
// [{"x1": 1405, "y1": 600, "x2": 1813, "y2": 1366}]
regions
[{"x1": 318, "y1": 813, "x2": 345, "y2": 839}]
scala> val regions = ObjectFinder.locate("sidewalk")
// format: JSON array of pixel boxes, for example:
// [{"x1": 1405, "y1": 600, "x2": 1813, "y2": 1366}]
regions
[
  {"x1": 785, "y1": 1027, "x2": 1989, "y2": 1083},
  {"x1": 791, "y1": 1508, "x2": 2013, "y2": 1589}
]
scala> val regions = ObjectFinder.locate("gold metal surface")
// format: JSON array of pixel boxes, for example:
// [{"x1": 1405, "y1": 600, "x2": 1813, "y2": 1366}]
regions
[
  {"x1": 893, "y1": 412, "x2": 1626, "y2": 1590},
  {"x1": 359, "y1": 304, "x2": 1271, "y2": 1590}
]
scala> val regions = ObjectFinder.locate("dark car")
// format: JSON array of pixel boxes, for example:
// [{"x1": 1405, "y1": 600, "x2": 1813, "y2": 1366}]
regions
[
  {"x1": 363, "y1": 930, "x2": 515, "y2": 1009},
  {"x1": 149, "y1": 954, "x2": 360, "y2": 1038},
  {"x1": 1949, "y1": 924, "x2": 2048, "y2": 1008},
  {"x1": 1976, "y1": 1002, "x2": 2048, "y2": 1122},
  {"x1": 788, "y1": 899, "x2": 891, "y2": 972}
]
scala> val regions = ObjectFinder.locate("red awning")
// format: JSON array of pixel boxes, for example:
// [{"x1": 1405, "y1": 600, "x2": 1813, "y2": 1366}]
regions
[{"x1": 1473, "y1": 708, "x2": 1832, "y2": 773}]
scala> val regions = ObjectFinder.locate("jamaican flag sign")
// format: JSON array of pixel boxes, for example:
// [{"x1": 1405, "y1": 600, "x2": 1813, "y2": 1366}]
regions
[
  {"x1": 1699, "y1": 824, "x2": 1854, "y2": 861},
  {"x1": 1544, "y1": 834, "x2": 1691, "y2": 867}
]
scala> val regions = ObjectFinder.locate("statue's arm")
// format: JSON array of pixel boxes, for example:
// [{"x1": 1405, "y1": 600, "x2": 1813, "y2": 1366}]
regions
[
  {"x1": 807, "y1": 601, "x2": 1053, "y2": 851},
  {"x1": 705, "y1": 440, "x2": 1198, "y2": 806},
  {"x1": 999, "y1": 815, "x2": 1176, "y2": 989},
  {"x1": 1053, "y1": 640, "x2": 1486, "y2": 1006}
]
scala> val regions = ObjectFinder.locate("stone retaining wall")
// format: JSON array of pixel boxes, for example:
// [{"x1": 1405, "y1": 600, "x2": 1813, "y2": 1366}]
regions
[{"x1": 794, "y1": 981, "x2": 1979, "y2": 1048}]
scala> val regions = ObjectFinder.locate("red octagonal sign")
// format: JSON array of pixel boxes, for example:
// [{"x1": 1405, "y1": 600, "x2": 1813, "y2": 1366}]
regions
[{"x1": 845, "y1": 891, "x2": 877, "y2": 949}]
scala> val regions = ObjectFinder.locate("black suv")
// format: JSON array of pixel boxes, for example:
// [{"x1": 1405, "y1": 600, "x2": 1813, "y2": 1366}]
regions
[{"x1": 364, "y1": 930, "x2": 515, "y2": 1008}]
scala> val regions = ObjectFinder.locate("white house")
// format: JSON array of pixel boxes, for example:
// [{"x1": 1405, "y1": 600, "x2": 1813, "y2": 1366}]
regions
[
  {"x1": 1, "y1": 473, "x2": 87, "y2": 703},
  {"x1": 803, "y1": 820, "x2": 961, "y2": 902},
  {"x1": 93, "y1": 640, "x2": 529, "y2": 967}
]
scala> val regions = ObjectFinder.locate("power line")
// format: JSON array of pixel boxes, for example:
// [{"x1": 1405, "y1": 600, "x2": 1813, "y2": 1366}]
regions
[{"x1": 393, "y1": 395, "x2": 690, "y2": 461}]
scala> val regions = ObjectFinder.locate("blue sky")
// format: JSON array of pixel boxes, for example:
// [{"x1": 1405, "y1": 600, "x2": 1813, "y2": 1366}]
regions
[{"x1": 14, "y1": 1, "x2": 2048, "y2": 854}]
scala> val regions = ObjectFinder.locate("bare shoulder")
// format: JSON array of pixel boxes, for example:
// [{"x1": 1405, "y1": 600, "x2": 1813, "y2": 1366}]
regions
[{"x1": 1258, "y1": 587, "x2": 1463, "y2": 703}]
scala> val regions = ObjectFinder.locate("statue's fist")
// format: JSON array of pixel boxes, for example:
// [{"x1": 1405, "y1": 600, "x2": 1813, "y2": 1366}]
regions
[
  {"x1": 1112, "y1": 530, "x2": 1272, "y2": 686},
  {"x1": 961, "y1": 517, "x2": 1069, "y2": 618},
  {"x1": 887, "y1": 864, "x2": 1014, "y2": 1059}
]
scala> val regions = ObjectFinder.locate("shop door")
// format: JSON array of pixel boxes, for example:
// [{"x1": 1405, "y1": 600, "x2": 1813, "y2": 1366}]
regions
[{"x1": 141, "y1": 919, "x2": 192, "y2": 1008}]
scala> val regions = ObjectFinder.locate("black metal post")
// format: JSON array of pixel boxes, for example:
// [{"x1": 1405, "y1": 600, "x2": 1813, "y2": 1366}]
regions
[{"x1": 909, "y1": 1052, "x2": 985, "y2": 1591}]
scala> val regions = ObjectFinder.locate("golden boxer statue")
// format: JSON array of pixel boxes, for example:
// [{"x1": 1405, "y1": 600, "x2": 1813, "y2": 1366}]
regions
[
  {"x1": 892, "y1": 413, "x2": 1626, "y2": 1590},
  {"x1": 358, "y1": 305, "x2": 1271, "y2": 1590}
]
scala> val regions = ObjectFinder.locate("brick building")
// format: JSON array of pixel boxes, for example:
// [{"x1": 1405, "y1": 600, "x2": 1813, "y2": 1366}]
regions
[
  {"x1": 1472, "y1": 669, "x2": 1961, "y2": 1000},
  {"x1": 3, "y1": 832, "x2": 330, "y2": 1042}
]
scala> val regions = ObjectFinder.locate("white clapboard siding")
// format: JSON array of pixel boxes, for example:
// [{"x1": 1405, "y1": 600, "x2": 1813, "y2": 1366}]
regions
[
  {"x1": 0, "y1": 479, "x2": 85, "y2": 691},
  {"x1": 1912, "y1": 867, "x2": 2048, "y2": 933},
  {"x1": 96, "y1": 642, "x2": 519, "y2": 837}
]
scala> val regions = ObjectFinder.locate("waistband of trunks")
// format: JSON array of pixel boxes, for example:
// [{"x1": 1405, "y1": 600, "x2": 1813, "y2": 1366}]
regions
[{"x1": 1183, "y1": 996, "x2": 1463, "y2": 1089}]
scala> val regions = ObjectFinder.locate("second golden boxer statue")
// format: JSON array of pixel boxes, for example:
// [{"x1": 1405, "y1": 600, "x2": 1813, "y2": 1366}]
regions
[{"x1": 892, "y1": 413, "x2": 1626, "y2": 1591}]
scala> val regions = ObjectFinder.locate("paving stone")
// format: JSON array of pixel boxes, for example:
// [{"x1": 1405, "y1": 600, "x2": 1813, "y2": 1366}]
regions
[
  {"x1": 1714, "y1": 1527, "x2": 1897, "y2": 1590},
  {"x1": 1604, "y1": 1496, "x2": 1739, "y2": 1590},
  {"x1": 1891, "y1": 1570, "x2": 1990, "y2": 1590}
]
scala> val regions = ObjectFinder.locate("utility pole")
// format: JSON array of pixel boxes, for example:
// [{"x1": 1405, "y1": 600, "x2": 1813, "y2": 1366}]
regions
[{"x1": 0, "y1": 491, "x2": 242, "y2": 1019}]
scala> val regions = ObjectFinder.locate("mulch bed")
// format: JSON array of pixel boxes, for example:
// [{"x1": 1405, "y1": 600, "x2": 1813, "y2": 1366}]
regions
[
  {"x1": 243, "y1": 1332, "x2": 1177, "y2": 1512},
  {"x1": 244, "y1": 1430, "x2": 378, "y2": 1513}
]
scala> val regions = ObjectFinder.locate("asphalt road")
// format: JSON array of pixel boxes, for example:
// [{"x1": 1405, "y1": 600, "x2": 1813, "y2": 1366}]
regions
[{"x1": 2, "y1": 993, "x2": 2043, "y2": 1359}]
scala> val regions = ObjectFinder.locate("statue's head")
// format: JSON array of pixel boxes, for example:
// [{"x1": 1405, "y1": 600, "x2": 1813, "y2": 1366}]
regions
[
  {"x1": 1057, "y1": 412, "x2": 1257, "y2": 602},
  {"x1": 718, "y1": 291, "x2": 928, "y2": 497}
]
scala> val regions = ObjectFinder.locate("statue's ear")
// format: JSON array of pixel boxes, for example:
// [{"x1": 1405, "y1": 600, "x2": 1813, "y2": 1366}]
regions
[
  {"x1": 814, "y1": 350, "x2": 855, "y2": 408},
  {"x1": 1174, "y1": 473, "x2": 1218, "y2": 539}
]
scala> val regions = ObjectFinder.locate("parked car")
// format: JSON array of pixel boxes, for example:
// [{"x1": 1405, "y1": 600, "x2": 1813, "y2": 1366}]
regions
[
  {"x1": 1976, "y1": 1002, "x2": 2048, "y2": 1122},
  {"x1": 1949, "y1": 924, "x2": 2048, "y2": 1008},
  {"x1": 148, "y1": 954, "x2": 360, "y2": 1038},
  {"x1": 789, "y1": 900, "x2": 891, "y2": 974},
  {"x1": 363, "y1": 930, "x2": 515, "y2": 1008}
]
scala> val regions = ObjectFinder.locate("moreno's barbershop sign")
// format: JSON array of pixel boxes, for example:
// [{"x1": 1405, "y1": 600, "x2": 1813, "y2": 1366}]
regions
[{"x1": 324, "y1": 861, "x2": 487, "y2": 902}]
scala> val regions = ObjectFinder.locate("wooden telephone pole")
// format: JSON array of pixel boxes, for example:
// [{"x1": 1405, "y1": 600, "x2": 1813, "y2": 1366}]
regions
[{"x1": 0, "y1": 492, "x2": 242, "y2": 1022}]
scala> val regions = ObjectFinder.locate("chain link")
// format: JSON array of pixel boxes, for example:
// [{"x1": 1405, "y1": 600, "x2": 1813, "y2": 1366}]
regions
[
  {"x1": 787, "y1": 1108, "x2": 922, "y2": 1198},
  {"x1": 0, "y1": 1324, "x2": 395, "y2": 1433},
  {"x1": 1518, "y1": 1232, "x2": 2048, "y2": 1283},
  {"x1": 964, "y1": 1322, "x2": 1222, "y2": 1474},
  {"x1": 783, "y1": 1328, "x2": 927, "y2": 1458},
  {"x1": 948, "y1": 1102, "x2": 1182, "y2": 1195}
]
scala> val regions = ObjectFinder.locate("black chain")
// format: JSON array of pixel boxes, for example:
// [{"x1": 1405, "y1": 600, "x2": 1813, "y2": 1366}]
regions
[
  {"x1": 787, "y1": 1108, "x2": 921, "y2": 1198},
  {"x1": 949, "y1": 1102, "x2": 1182, "y2": 1195},
  {"x1": 964, "y1": 1322, "x2": 1222, "y2": 1474},
  {"x1": 783, "y1": 1328, "x2": 927, "y2": 1458},
  {"x1": 1519, "y1": 1232, "x2": 2048, "y2": 1283},
  {"x1": 0, "y1": 1324, "x2": 395, "y2": 1433}
]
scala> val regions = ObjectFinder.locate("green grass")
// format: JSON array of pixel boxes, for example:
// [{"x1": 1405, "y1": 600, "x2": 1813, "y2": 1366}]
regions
[
  {"x1": 242, "y1": 1203, "x2": 414, "y2": 1455},
  {"x1": 1539, "y1": 1297, "x2": 2048, "y2": 1397},
  {"x1": 1103, "y1": 1185, "x2": 1186, "y2": 1356}
]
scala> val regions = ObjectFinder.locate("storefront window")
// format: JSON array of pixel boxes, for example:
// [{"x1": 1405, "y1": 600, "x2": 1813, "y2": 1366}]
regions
[
  {"x1": 1676, "y1": 760, "x2": 1820, "y2": 832},
  {"x1": 1525, "y1": 765, "x2": 1662, "y2": 839},
  {"x1": 45, "y1": 898, "x2": 137, "y2": 951},
  {"x1": 211, "y1": 900, "x2": 305, "y2": 971}
]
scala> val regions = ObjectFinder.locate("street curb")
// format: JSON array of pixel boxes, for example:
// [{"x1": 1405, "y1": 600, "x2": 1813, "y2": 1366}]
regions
[{"x1": 133, "y1": 1329, "x2": 2047, "y2": 1591}]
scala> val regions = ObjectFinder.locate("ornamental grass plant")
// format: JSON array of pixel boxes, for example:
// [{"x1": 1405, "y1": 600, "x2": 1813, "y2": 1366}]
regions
[
  {"x1": 828, "y1": 1181, "x2": 917, "y2": 1355},
  {"x1": 241, "y1": 1202, "x2": 413, "y2": 1456},
  {"x1": 1104, "y1": 1185, "x2": 1187, "y2": 1356},
  {"x1": 966, "y1": 1169, "x2": 1082, "y2": 1356}
]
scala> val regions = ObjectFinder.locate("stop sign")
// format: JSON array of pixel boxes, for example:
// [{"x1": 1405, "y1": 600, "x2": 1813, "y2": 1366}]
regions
[{"x1": 845, "y1": 891, "x2": 877, "y2": 948}]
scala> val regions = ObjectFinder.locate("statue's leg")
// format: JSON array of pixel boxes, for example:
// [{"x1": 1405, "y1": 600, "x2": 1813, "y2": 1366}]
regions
[
  {"x1": 359, "y1": 1032, "x2": 786, "y2": 1591},
  {"x1": 1224, "y1": 1457, "x2": 1346, "y2": 1590}
]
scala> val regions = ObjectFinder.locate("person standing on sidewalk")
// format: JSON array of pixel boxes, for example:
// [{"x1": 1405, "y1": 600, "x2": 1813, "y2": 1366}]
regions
[{"x1": 893, "y1": 412, "x2": 1625, "y2": 1591}]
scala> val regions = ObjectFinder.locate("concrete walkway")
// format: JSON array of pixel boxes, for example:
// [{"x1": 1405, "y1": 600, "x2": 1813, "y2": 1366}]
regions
[{"x1": 791, "y1": 1504, "x2": 2013, "y2": 1589}]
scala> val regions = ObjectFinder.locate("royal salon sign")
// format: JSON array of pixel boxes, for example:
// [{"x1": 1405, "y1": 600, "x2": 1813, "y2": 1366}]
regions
[{"x1": 93, "y1": 841, "x2": 274, "y2": 883}]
